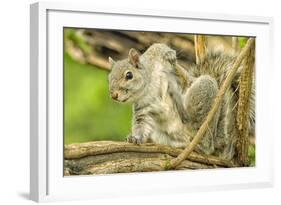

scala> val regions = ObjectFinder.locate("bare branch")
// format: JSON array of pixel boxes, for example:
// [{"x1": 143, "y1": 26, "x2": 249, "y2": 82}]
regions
[
  {"x1": 236, "y1": 39, "x2": 255, "y2": 166},
  {"x1": 232, "y1": 37, "x2": 240, "y2": 53},
  {"x1": 64, "y1": 141, "x2": 236, "y2": 175},
  {"x1": 194, "y1": 35, "x2": 207, "y2": 64}
]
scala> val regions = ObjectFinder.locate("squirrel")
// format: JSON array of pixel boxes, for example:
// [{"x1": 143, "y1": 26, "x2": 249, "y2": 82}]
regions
[{"x1": 108, "y1": 43, "x2": 255, "y2": 160}]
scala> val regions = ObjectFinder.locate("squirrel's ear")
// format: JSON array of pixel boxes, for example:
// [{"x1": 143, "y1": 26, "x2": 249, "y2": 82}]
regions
[
  {"x1": 128, "y1": 48, "x2": 140, "y2": 67},
  {"x1": 108, "y1": 57, "x2": 115, "y2": 67}
]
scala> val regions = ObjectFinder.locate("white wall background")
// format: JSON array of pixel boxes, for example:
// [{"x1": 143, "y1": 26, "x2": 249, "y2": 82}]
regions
[{"x1": 0, "y1": 0, "x2": 280, "y2": 204}]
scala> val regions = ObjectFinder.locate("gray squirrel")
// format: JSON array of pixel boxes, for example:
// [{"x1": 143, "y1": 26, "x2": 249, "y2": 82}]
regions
[{"x1": 108, "y1": 43, "x2": 255, "y2": 160}]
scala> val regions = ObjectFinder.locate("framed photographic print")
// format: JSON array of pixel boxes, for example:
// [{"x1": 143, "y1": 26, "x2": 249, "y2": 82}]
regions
[{"x1": 30, "y1": 2, "x2": 274, "y2": 202}]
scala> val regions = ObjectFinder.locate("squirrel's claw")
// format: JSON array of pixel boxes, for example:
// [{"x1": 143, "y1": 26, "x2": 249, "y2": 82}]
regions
[
  {"x1": 127, "y1": 135, "x2": 143, "y2": 145},
  {"x1": 163, "y1": 50, "x2": 177, "y2": 66}
]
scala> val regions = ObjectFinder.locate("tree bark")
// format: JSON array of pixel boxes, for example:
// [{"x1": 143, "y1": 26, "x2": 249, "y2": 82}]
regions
[
  {"x1": 64, "y1": 141, "x2": 235, "y2": 175},
  {"x1": 236, "y1": 40, "x2": 255, "y2": 166}
]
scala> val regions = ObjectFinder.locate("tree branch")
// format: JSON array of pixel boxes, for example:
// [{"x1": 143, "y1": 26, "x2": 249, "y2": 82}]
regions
[
  {"x1": 64, "y1": 141, "x2": 236, "y2": 175},
  {"x1": 232, "y1": 37, "x2": 240, "y2": 53},
  {"x1": 236, "y1": 39, "x2": 255, "y2": 166},
  {"x1": 194, "y1": 35, "x2": 207, "y2": 64}
]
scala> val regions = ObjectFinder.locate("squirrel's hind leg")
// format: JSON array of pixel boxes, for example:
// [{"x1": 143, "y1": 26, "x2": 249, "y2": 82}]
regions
[{"x1": 183, "y1": 75, "x2": 220, "y2": 155}]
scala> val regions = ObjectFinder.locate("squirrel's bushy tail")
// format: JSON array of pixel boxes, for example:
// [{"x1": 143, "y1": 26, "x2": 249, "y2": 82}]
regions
[{"x1": 187, "y1": 51, "x2": 255, "y2": 134}]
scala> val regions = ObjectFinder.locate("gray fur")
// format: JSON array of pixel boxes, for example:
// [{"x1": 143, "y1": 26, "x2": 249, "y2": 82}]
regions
[{"x1": 108, "y1": 43, "x2": 255, "y2": 160}]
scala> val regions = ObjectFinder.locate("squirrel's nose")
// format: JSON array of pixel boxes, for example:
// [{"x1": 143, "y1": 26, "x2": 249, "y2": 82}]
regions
[{"x1": 111, "y1": 92, "x2": 119, "y2": 100}]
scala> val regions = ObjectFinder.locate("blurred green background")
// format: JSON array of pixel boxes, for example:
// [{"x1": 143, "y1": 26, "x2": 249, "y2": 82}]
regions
[{"x1": 64, "y1": 53, "x2": 132, "y2": 144}]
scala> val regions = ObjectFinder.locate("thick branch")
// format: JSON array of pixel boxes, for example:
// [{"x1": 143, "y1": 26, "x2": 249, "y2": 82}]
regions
[
  {"x1": 168, "y1": 38, "x2": 255, "y2": 169},
  {"x1": 64, "y1": 141, "x2": 236, "y2": 175},
  {"x1": 65, "y1": 153, "x2": 213, "y2": 175},
  {"x1": 236, "y1": 40, "x2": 255, "y2": 166}
]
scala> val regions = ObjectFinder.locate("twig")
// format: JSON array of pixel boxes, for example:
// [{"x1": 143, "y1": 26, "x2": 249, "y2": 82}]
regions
[
  {"x1": 194, "y1": 35, "x2": 207, "y2": 64},
  {"x1": 232, "y1": 37, "x2": 240, "y2": 53}
]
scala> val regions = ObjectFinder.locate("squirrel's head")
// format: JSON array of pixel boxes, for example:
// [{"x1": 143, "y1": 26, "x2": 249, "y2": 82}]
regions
[{"x1": 108, "y1": 48, "x2": 147, "y2": 103}]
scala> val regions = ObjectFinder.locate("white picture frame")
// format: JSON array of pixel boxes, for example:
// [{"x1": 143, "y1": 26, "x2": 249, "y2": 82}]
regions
[{"x1": 30, "y1": 2, "x2": 274, "y2": 202}]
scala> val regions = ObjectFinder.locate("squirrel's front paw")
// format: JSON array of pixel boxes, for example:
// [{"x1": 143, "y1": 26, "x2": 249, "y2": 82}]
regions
[
  {"x1": 163, "y1": 50, "x2": 176, "y2": 65},
  {"x1": 127, "y1": 135, "x2": 144, "y2": 145}
]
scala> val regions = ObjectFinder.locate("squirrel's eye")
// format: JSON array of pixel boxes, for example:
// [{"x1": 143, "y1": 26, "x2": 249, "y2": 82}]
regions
[{"x1": 125, "y1": 71, "x2": 133, "y2": 80}]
